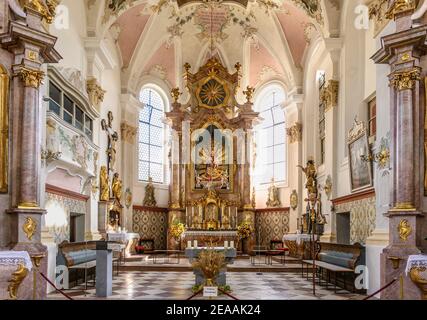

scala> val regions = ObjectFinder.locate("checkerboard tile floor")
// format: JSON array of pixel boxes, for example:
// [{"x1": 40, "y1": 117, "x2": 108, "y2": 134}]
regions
[{"x1": 48, "y1": 271, "x2": 366, "y2": 300}]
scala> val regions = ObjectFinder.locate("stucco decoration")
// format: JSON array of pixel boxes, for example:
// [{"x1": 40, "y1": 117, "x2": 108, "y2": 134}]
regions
[
  {"x1": 335, "y1": 196, "x2": 376, "y2": 245},
  {"x1": 290, "y1": 0, "x2": 323, "y2": 25},
  {"x1": 56, "y1": 67, "x2": 88, "y2": 98}
]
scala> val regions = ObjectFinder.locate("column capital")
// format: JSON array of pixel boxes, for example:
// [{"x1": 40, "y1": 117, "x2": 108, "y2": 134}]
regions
[
  {"x1": 389, "y1": 67, "x2": 421, "y2": 90},
  {"x1": 15, "y1": 66, "x2": 45, "y2": 88}
]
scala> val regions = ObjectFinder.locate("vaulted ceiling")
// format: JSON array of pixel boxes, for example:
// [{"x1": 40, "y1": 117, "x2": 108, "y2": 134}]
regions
[{"x1": 86, "y1": 0, "x2": 340, "y2": 92}]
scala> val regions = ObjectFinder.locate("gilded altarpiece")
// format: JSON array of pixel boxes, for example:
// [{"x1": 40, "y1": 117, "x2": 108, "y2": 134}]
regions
[{"x1": 165, "y1": 58, "x2": 259, "y2": 249}]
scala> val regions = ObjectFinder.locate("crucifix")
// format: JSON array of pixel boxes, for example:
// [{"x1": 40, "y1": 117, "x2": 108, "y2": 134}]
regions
[{"x1": 101, "y1": 111, "x2": 119, "y2": 174}]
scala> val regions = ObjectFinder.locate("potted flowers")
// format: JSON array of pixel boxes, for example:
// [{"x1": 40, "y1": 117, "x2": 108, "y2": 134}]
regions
[
  {"x1": 237, "y1": 222, "x2": 254, "y2": 254},
  {"x1": 169, "y1": 222, "x2": 186, "y2": 249}
]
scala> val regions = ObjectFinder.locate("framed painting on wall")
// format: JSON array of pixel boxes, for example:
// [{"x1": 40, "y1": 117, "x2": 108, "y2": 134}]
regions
[{"x1": 347, "y1": 118, "x2": 373, "y2": 192}]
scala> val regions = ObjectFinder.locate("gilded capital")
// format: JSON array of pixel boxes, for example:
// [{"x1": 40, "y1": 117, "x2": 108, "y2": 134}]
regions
[
  {"x1": 87, "y1": 77, "x2": 106, "y2": 111},
  {"x1": 20, "y1": 0, "x2": 60, "y2": 24},
  {"x1": 18, "y1": 67, "x2": 45, "y2": 88},
  {"x1": 286, "y1": 122, "x2": 302, "y2": 144},
  {"x1": 120, "y1": 121, "x2": 137, "y2": 144},
  {"x1": 320, "y1": 80, "x2": 339, "y2": 111},
  {"x1": 385, "y1": 0, "x2": 418, "y2": 20},
  {"x1": 389, "y1": 68, "x2": 421, "y2": 90}
]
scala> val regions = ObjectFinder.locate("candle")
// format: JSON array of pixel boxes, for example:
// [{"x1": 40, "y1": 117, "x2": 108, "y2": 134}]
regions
[
  {"x1": 230, "y1": 241, "x2": 234, "y2": 248},
  {"x1": 224, "y1": 241, "x2": 229, "y2": 248},
  {"x1": 187, "y1": 240, "x2": 192, "y2": 249},
  {"x1": 194, "y1": 240, "x2": 198, "y2": 248}
]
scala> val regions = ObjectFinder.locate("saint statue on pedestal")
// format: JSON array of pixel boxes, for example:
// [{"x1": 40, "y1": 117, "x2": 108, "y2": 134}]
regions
[
  {"x1": 143, "y1": 177, "x2": 157, "y2": 207},
  {"x1": 100, "y1": 166, "x2": 110, "y2": 201},
  {"x1": 111, "y1": 173, "x2": 123, "y2": 206},
  {"x1": 266, "y1": 178, "x2": 281, "y2": 207}
]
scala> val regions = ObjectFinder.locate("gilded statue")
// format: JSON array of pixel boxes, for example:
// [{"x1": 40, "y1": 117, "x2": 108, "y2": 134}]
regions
[
  {"x1": 99, "y1": 166, "x2": 110, "y2": 201},
  {"x1": 266, "y1": 178, "x2": 281, "y2": 207},
  {"x1": 143, "y1": 177, "x2": 157, "y2": 207},
  {"x1": 111, "y1": 173, "x2": 123, "y2": 205},
  {"x1": 298, "y1": 160, "x2": 317, "y2": 195}
]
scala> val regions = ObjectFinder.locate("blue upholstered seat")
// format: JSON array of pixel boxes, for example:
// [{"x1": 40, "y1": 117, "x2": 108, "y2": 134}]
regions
[
  {"x1": 318, "y1": 251, "x2": 354, "y2": 268},
  {"x1": 67, "y1": 250, "x2": 97, "y2": 265}
]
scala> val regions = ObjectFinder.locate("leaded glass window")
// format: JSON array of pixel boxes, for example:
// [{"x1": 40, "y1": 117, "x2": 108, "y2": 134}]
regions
[
  {"x1": 256, "y1": 87, "x2": 286, "y2": 184},
  {"x1": 138, "y1": 87, "x2": 165, "y2": 183}
]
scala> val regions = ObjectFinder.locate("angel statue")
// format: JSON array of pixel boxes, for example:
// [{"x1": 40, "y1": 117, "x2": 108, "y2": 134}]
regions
[
  {"x1": 99, "y1": 166, "x2": 110, "y2": 201},
  {"x1": 298, "y1": 160, "x2": 317, "y2": 195},
  {"x1": 266, "y1": 178, "x2": 281, "y2": 207}
]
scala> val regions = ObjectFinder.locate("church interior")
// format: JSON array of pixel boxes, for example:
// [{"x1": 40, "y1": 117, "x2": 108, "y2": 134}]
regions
[{"x1": 1, "y1": 0, "x2": 427, "y2": 302}]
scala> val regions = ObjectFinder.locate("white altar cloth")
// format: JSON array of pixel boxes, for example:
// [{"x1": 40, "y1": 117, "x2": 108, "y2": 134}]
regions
[
  {"x1": 107, "y1": 232, "x2": 127, "y2": 242},
  {"x1": 283, "y1": 234, "x2": 312, "y2": 245},
  {"x1": 184, "y1": 231, "x2": 238, "y2": 237},
  {"x1": 405, "y1": 254, "x2": 427, "y2": 275},
  {"x1": 0, "y1": 251, "x2": 33, "y2": 270}
]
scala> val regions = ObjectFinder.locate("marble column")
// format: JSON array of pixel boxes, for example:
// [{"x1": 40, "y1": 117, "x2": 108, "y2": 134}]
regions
[
  {"x1": 0, "y1": 6, "x2": 61, "y2": 299},
  {"x1": 372, "y1": 2, "x2": 426, "y2": 299},
  {"x1": 165, "y1": 101, "x2": 185, "y2": 249}
]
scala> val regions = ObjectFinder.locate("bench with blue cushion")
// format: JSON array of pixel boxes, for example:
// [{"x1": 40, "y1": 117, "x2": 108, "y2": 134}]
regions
[{"x1": 301, "y1": 242, "x2": 365, "y2": 293}]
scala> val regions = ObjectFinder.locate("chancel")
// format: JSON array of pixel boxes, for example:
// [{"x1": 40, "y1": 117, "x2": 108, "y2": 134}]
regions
[{"x1": 0, "y1": 0, "x2": 427, "y2": 303}]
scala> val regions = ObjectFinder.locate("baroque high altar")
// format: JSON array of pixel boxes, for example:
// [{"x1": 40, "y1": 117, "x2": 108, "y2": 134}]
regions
[{"x1": 165, "y1": 57, "x2": 259, "y2": 248}]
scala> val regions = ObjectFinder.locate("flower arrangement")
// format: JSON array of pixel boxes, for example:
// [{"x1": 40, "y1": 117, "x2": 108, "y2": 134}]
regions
[
  {"x1": 237, "y1": 222, "x2": 253, "y2": 239},
  {"x1": 192, "y1": 249, "x2": 227, "y2": 286},
  {"x1": 169, "y1": 222, "x2": 186, "y2": 240}
]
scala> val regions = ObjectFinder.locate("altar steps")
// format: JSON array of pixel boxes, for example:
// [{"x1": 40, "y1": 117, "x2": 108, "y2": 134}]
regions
[{"x1": 120, "y1": 255, "x2": 302, "y2": 273}]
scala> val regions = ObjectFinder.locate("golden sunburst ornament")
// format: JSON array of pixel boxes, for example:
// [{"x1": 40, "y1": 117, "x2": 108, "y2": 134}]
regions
[{"x1": 199, "y1": 78, "x2": 226, "y2": 107}]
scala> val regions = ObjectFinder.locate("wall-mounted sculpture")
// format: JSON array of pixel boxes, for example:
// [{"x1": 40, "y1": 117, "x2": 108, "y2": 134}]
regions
[
  {"x1": 266, "y1": 178, "x2": 281, "y2": 208},
  {"x1": 143, "y1": 177, "x2": 157, "y2": 207}
]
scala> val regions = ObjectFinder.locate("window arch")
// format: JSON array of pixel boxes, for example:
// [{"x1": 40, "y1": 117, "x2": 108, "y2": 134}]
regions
[
  {"x1": 254, "y1": 85, "x2": 287, "y2": 185},
  {"x1": 138, "y1": 86, "x2": 166, "y2": 183}
]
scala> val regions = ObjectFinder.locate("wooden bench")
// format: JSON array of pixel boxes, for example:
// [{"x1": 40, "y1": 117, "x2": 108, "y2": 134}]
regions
[
  {"x1": 301, "y1": 242, "x2": 365, "y2": 293},
  {"x1": 56, "y1": 241, "x2": 121, "y2": 288}
]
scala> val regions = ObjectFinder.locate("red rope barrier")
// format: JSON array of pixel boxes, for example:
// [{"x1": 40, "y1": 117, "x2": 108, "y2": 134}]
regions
[
  {"x1": 363, "y1": 277, "x2": 397, "y2": 300},
  {"x1": 187, "y1": 288, "x2": 204, "y2": 300},
  {"x1": 39, "y1": 272, "x2": 74, "y2": 300}
]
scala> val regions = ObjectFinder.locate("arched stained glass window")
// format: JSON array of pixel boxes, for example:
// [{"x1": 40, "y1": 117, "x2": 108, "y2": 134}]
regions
[{"x1": 138, "y1": 87, "x2": 165, "y2": 183}]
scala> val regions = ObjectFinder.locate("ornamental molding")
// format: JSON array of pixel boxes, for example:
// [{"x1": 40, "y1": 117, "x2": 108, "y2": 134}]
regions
[
  {"x1": 86, "y1": 77, "x2": 106, "y2": 112},
  {"x1": 120, "y1": 121, "x2": 137, "y2": 144},
  {"x1": 368, "y1": 0, "x2": 390, "y2": 36},
  {"x1": 286, "y1": 122, "x2": 302, "y2": 144}
]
